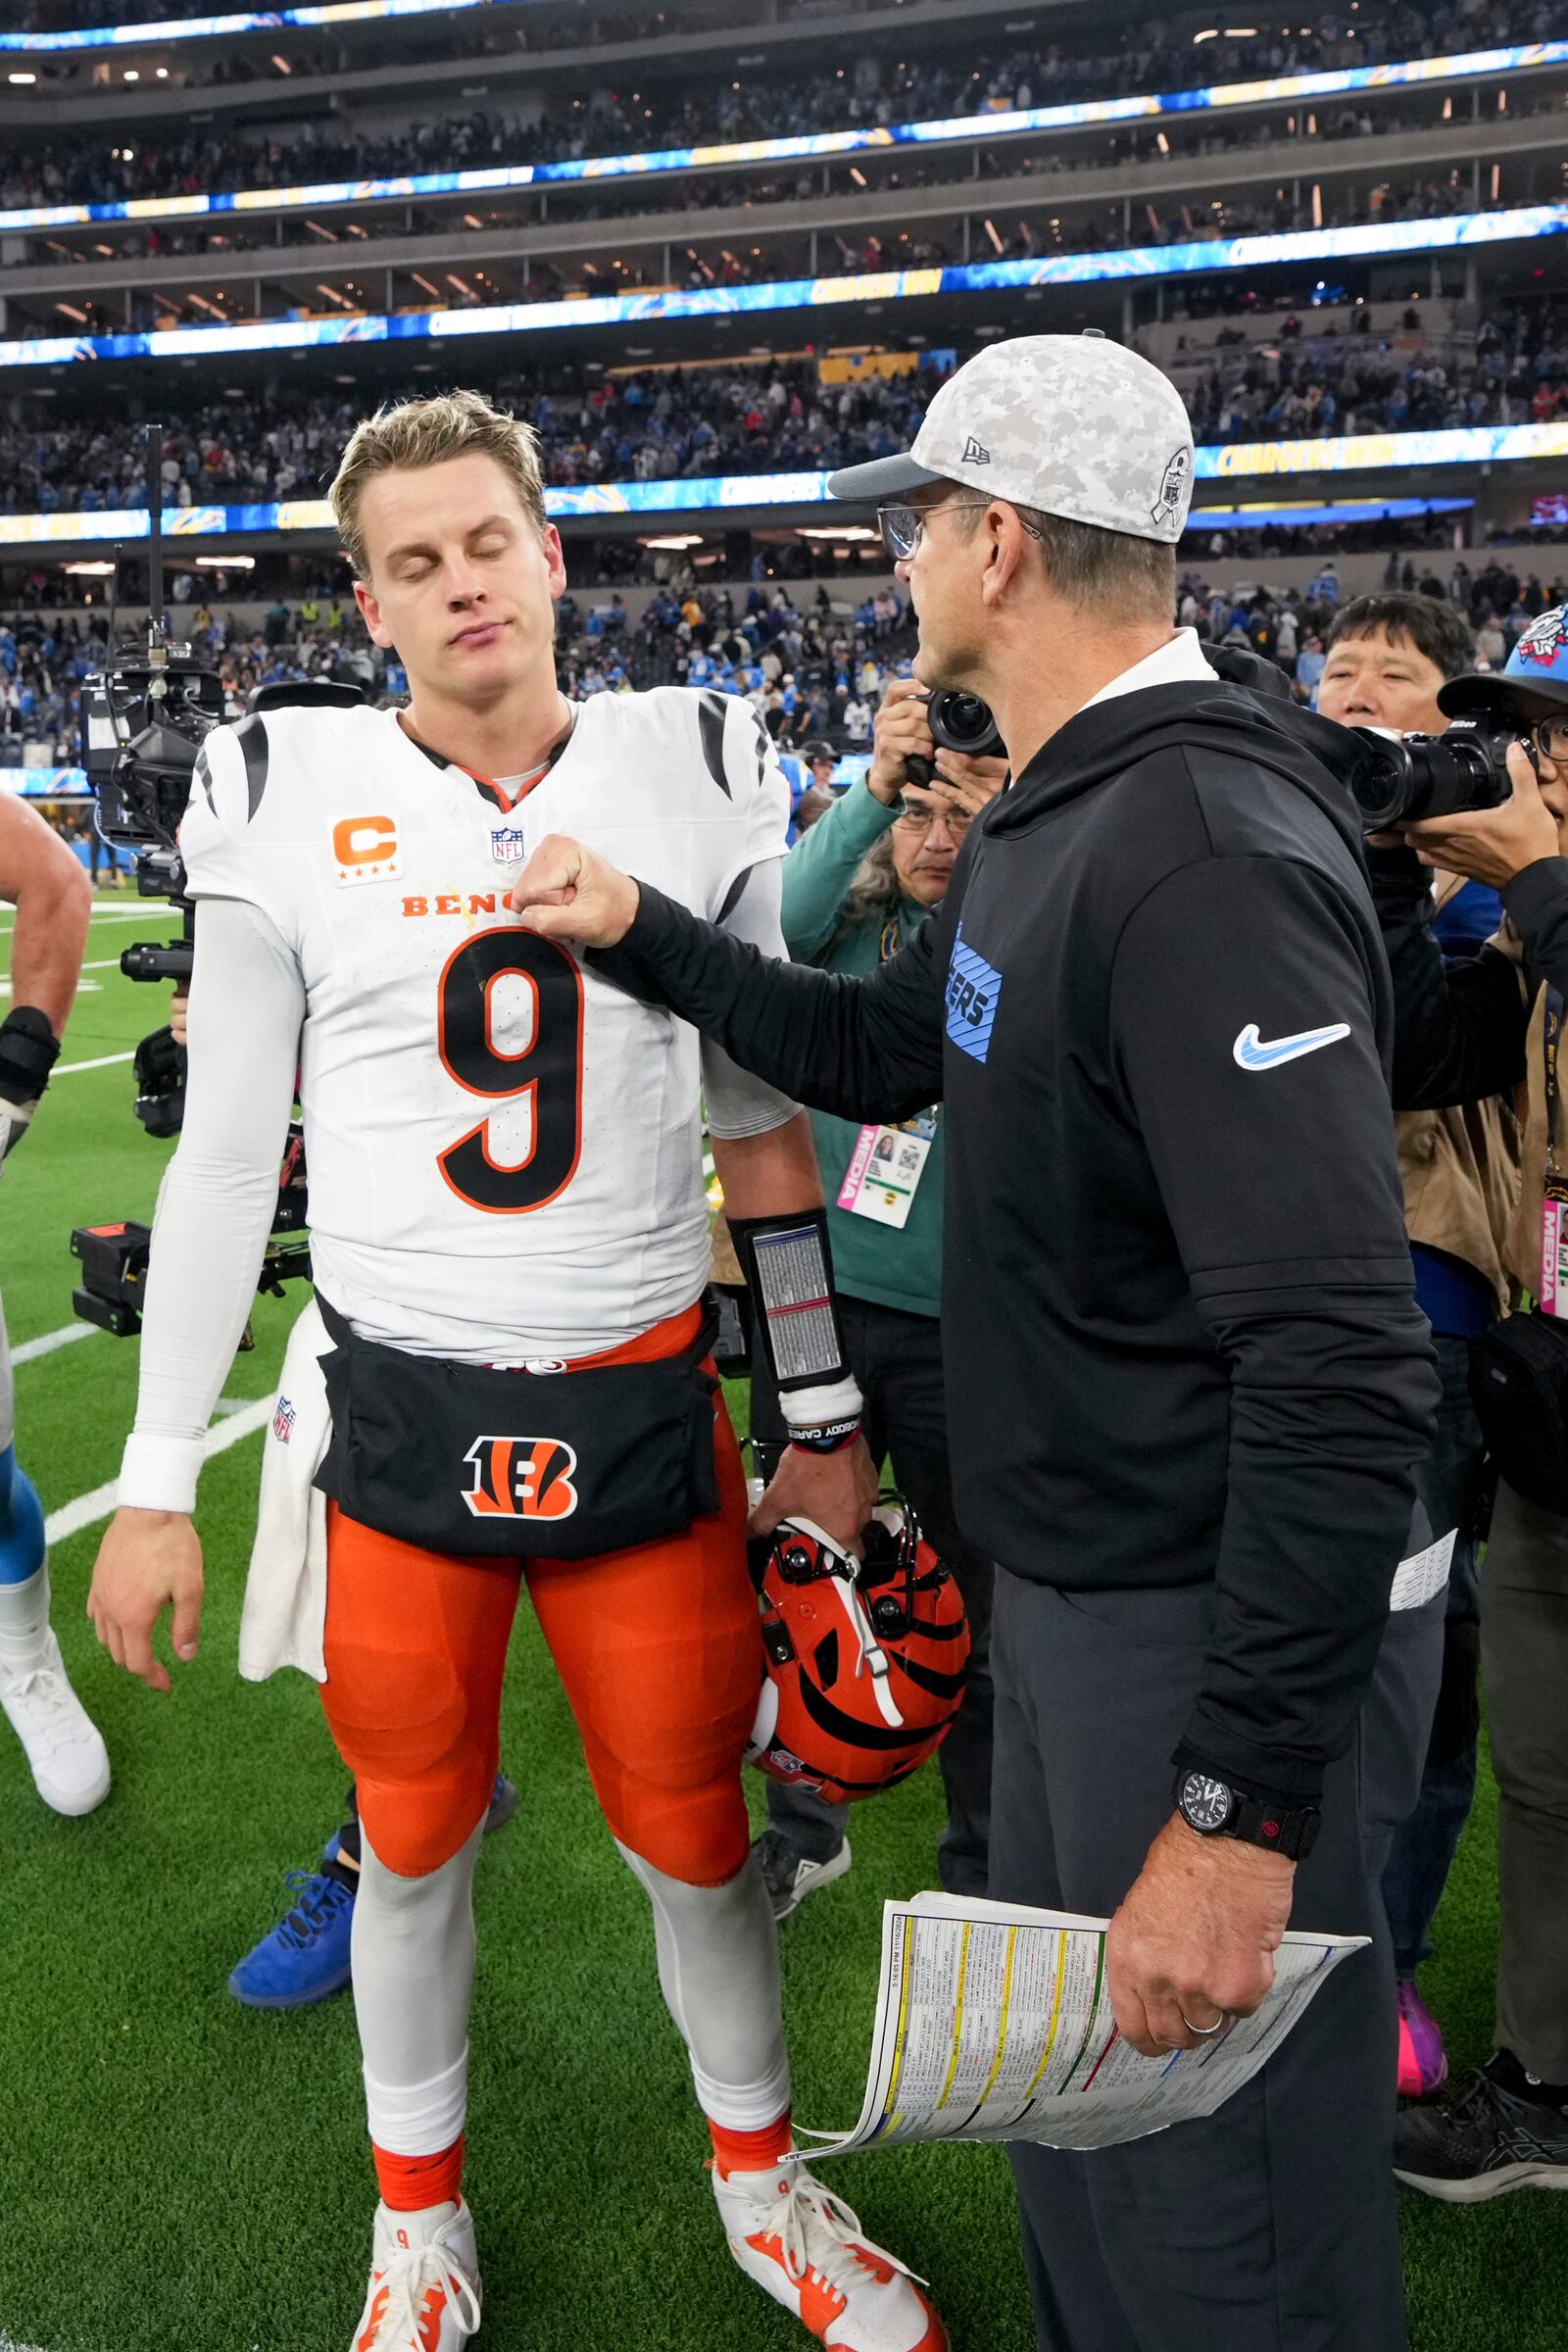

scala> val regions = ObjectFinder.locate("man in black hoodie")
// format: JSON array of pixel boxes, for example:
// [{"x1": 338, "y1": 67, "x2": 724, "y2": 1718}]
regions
[{"x1": 509, "y1": 336, "x2": 1438, "y2": 2352}]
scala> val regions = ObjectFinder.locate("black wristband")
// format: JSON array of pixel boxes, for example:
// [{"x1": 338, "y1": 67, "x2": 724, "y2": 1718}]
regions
[{"x1": 0, "y1": 1006, "x2": 60, "y2": 1106}]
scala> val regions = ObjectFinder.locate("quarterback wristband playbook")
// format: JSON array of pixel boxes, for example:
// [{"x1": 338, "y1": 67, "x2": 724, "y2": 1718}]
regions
[
  {"x1": 0, "y1": 1006, "x2": 59, "y2": 1105},
  {"x1": 1174, "y1": 1763, "x2": 1321, "y2": 1862},
  {"x1": 728, "y1": 1209, "x2": 863, "y2": 1453}
]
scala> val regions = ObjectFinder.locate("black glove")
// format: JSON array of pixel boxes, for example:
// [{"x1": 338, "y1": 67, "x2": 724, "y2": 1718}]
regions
[{"x1": 0, "y1": 1006, "x2": 60, "y2": 1160}]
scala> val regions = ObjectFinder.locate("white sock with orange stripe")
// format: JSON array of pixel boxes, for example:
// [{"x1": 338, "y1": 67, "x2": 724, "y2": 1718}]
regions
[{"x1": 354, "y1": 1820, "x2": 483, "y2": 2208}]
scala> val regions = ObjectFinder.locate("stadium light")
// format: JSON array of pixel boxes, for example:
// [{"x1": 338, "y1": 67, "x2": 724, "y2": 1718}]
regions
[
  {"x1": 7, "y1": 71, "x2": 35, "y2": 82},
  {"x1": 195, "y1": 554, "x2": 256, "y2": 568},
  {"x1": 63, "y1": 561, "x2": 116, "y2": 576}
]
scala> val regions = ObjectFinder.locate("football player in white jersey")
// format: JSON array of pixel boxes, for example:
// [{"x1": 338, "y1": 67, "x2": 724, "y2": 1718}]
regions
[{"x1": 87, "y1": 392, "x2": 948, "y2": 2352}]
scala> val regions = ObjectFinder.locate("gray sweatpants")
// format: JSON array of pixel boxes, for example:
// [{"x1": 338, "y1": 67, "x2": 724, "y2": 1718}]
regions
[
  {"x1": 1484, "y1": 1479, "x2": 1568, "y2": 2082},
  {"x1": 989, "y1": 1568, "x2": 1406, "y2": 2352}
]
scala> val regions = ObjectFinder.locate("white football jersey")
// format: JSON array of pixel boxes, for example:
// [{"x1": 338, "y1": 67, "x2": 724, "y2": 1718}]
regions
[{"x1": 177, "y1": 689, "x2": 793, "y2": 1361}]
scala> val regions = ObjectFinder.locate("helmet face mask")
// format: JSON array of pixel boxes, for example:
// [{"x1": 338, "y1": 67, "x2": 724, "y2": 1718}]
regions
[{"x1": 745, "y1": 1495, "x2": 971, "y2": 1807}]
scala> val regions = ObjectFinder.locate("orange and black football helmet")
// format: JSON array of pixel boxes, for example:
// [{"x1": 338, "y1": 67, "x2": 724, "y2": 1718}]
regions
[{"x1": 746, "y1": 1496, "x2": 970, "y2": 1806}]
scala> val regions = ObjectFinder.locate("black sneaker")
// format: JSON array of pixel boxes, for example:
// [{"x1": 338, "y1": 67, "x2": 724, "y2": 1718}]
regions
[
  {"x1": 753, "y1": 1828, "x2": 853, "y2": 1923},
  {"x1": 1395, "y1": 2059, "x2": 1568, "y2": 2203}
]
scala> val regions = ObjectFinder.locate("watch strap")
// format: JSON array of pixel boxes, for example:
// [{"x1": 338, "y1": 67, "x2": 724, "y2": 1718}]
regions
[
  {"x1": 1176, "y1": 1766, "x2": 1320, "y2": 1861},
  {"x1": 1223, "y1": 1788, "x2": 1320, "y2": 1862}
]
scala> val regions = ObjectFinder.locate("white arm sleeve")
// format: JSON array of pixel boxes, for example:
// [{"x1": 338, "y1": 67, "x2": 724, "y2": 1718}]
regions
[
  {"x1": 701, "y1": 855, "x2": 802, "y2": 1141},
  {"x1": 117, "y1": 897, "x2": 306, "y2": 1513}
]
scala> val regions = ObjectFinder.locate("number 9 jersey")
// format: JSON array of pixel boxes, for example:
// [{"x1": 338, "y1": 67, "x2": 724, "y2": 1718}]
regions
[{"x1": 177, "y1": 688, "x2": 798, "y2": 1364}]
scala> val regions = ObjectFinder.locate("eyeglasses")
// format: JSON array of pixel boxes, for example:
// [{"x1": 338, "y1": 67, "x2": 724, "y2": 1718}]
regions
[
  {"x1": 875, "y1": 498, "x2": 994, "y2": 564},
  {"x1": 1529, "y1": 715, "x2": 1568, "y2": 764},
  {"x1": 892, "y1": 799, "x2": 974, "y2": 837}
]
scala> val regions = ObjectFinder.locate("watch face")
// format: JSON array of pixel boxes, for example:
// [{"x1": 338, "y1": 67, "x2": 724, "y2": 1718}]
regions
[{"x1": 1180, "y1": 1772, "x2": 1234, "y2": 1833}]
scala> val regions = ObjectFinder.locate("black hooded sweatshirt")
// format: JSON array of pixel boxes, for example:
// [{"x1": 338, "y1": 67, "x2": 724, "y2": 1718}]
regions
[{"x1": 594, "y1": 673, "x2": 1439, "y2": 1808}]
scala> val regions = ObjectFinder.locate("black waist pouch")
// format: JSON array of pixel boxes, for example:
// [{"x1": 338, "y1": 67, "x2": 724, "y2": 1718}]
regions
[
  {"x1": 1468, "y1": 1308, "x2": 1568, "y2": 1518},
  {"x1": 313, "y1": 1294, "x2": 722, "y2": 1560}
]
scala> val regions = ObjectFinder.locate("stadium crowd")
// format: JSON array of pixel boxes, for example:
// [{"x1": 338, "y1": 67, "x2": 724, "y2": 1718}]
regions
[
  {"x1": 8, "y1": 539, "x2": 1568, "y2": 773},
  {"x1": 9, "y1": 0, "x2": 1560, "y2": 174},
  {"x1": 7, "y1": 92, "x2": 1532, "y2": 273},
  {"x1": 3, "y1": 0, "x2": 1560, "y2": 212},
  {"x1": 4, "y1": 304, "x2": 1564, "y2": 517}
]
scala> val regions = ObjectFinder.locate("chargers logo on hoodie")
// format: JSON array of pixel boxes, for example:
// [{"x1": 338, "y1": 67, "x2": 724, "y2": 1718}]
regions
[{"x1": 946, "y1": 925, "x2": 1002, "y2": 1062}]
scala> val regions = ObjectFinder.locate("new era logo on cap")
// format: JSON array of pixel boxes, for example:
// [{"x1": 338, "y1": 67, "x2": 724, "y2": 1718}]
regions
[{"x1": 961, "y1": 436, "x2": 991, "y2": 466}]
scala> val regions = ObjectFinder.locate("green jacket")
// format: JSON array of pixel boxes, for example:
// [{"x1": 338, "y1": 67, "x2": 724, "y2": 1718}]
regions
[{"x1": 781, "y1": 781, "x2": 944, "y2": 1319}]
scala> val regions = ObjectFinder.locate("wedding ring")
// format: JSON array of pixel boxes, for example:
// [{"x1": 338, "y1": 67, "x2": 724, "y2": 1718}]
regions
[{"x1": 1178, "y1": 2008, "x2": 1227, "y2": 2037}]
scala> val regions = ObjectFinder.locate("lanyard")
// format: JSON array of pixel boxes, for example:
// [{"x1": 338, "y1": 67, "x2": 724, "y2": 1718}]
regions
[
  {"x1": 1545, "y1": 986, "x2": 1564, "y2": 1183},
  {"x1": 878, "y1": 912, "x2": 902, "y2": 965}
]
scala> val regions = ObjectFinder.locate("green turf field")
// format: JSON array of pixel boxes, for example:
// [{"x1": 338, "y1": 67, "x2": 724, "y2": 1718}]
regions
[{"x1": 0, "y1": 894, "x2": 1562, "y2": 2352}]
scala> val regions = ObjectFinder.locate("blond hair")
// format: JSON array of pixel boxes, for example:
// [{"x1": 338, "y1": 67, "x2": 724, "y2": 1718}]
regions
[{"x1": 329, "y1": 388, "x2": 548, "y2": 579}]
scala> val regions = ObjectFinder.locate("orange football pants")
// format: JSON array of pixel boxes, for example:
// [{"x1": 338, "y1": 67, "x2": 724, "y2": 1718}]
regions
[{"x1": 319, "y1": 1304, "x2": 760, "y2": 1887}]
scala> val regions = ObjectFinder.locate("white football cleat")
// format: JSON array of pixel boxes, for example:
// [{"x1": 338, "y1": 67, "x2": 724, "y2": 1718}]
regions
[
  {"x1": 713, "y1": 2156, "x2": 948, "y2": 2350},
  {"x1": 0, "y1": 1630, "x2": 110, "y2": 1816},
  {"x1": 351, "y1": 2199, "x2": 481, "y2": 2352}
]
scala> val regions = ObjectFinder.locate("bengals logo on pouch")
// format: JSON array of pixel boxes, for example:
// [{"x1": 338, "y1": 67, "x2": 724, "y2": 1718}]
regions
[{"x1": 462, "y1": 1435, "x2": 580, "y2": 1522}]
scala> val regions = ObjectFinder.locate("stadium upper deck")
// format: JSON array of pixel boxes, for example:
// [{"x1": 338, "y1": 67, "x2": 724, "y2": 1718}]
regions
[
  {"x1": 0, "y1": 19, "x2": 1564, "y2": 342},
  {"x1": 0, "y1": 0, "x2": 1562, "y2": 588}
]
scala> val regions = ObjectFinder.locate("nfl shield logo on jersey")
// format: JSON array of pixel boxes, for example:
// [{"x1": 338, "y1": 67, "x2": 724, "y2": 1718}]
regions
[
  {"x1": 272, "y1": 1396, "x2": 296, "y2": 1445},
  {"x1": 489, "y1": 826, "x2": 529, "y2": 864},
  {"x1": 463, "y1": 1435, "x2": 579, "y2": 1522}
]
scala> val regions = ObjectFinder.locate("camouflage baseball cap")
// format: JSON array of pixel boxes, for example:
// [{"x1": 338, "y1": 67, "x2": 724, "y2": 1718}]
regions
[{"x1": 827, "y1": 332, "x2": 1196, "y2": 546}]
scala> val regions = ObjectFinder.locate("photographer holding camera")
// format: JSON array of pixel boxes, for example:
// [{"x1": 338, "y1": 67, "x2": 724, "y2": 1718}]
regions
[
  {"x1": 1366, "y1": 608, "x2": 1568, "y2": 2202},
  {"x1": 511, "y1": 332, "x2": 1440, "y2": 2352},
  {"x1": 1317, "y1": 594, "x2": 1523, "y2": 2103},
  {"x1": 748, "y1": 675, "x2": 1007, "y2": 1917}
]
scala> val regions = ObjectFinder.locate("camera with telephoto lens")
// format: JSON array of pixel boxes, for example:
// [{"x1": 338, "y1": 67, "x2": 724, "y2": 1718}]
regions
[
  {"x1": 903, "y1": 688, "x2": 1004, "y2": 788},
  {"x1": 80, "y1": 618, "x2": 223, "y2": 1136},
  {"x1": 1346, "y1": 717, "x2": 1518, "y2": 833},
  {"x1": 68, "y1": 424, "x2": 354, "y2": 1338}
]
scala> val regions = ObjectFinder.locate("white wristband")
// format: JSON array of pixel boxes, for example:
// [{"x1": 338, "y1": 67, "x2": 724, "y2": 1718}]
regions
[
  {"x1": 117, "y1": 1432, "x2": 203, "y2": 1517},
  {"x1": 780, "y1": 1374, "x2": 865, "y2": 1432}
]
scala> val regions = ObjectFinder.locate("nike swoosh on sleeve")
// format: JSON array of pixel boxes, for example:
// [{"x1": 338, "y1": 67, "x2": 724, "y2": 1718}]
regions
[{"x1": 1232, "y1": 1022, "x2": 1351, "y2": 1070}]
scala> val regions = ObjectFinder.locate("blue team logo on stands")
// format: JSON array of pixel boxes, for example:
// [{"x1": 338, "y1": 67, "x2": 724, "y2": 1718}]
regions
[{"x1": 945, "y1": 926, "x2": 1002, "y2": 1062}]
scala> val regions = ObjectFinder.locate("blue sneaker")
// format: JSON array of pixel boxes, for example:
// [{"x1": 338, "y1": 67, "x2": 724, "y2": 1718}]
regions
[
  {"x1": 484, "y1": 1771, "x2": 518, "y2": 1836},
  {"x1": 228, "y1": 1777, "x2": 517, "y2": 2012},
  {"x1": 228, "y1": 1859, "x2": 356, "y2": 2011}
]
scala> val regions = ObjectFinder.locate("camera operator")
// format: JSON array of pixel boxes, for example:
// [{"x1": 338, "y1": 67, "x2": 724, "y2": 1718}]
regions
[
  {"x1": 748, "y1": 676, "x2": 1007, "y2": 1918},
  {"x1": 1317, "y1": 594, "x2": 1523, "y2": 2103},
  {"x1": 510, "y1": 332, "x2": 1439, "y2": 2352},
  {"x1": 1368, "y1": 607, "x2": 1568, "y2": 2203}
]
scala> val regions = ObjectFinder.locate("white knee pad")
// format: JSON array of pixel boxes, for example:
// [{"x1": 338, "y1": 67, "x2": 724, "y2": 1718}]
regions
[{"x1": 617, "y1": 1839, "x2": 791, "y2": 2132}]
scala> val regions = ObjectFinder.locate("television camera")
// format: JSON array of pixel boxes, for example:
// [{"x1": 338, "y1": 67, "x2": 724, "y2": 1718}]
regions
[{"x1": 69, "y1": 427, "x2": 358, "y2": 1339}]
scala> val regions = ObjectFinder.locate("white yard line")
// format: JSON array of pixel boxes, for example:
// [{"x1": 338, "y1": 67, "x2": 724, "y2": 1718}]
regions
[
  {"x1": 54, "y1": 1052, "x2": 134, "y2": 1077},
  {"x1": 44, "y1": 1396, "x2": 272, "y2": 1547},
  {"x1": 0, "y1": 907, "x2": 151, "y2": 939},
  {"x1": 12, "y1": 1321, "x2": 97, "y2": 1368},
  {"x1": 0, "y1": 979, "x2": 100, "y2": 997}
]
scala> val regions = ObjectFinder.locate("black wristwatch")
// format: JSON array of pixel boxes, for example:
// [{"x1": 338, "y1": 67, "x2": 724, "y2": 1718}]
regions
[{"x1": 1174, "y1": 1768, "x2": 1320, "y2": 1862}]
